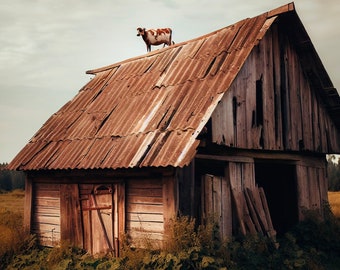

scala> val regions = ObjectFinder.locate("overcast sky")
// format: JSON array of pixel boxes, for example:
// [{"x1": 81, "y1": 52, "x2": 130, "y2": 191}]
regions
[{"x1": 0, "y1": 0, "x2": 339, "y2": 163}]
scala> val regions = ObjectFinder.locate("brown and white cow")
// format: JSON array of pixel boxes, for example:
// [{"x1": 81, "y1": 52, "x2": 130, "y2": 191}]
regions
[{"x1": 137, "y1": 27, "x2": 174, "y2": 52}]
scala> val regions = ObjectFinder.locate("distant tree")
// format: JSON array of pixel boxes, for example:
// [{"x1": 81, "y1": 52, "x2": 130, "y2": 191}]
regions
[
  {"x1": 327, "y1": 155, "x2": 340, "y2": 191},
  {"x1": 0, "y1": 163, "x2": 12, "y2": 190},
  {"x1": 0, "y1": 163, "x2": 25, "y2": 191}
]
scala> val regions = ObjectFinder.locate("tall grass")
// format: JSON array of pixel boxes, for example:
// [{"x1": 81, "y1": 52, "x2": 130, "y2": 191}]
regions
[{"x1": 328, "y1": 191, "x2": 340, "y2": 218}]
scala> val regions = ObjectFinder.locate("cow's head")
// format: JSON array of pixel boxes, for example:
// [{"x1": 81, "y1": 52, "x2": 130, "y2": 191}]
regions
[{"x1": 136, "y1": 27, "x2": 145, "y2": 36}]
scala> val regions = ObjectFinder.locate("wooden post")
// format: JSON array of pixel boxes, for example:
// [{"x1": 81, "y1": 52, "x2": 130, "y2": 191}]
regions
[{"x1": 23, "y1": 176, "x2": 33, "y2": 234}]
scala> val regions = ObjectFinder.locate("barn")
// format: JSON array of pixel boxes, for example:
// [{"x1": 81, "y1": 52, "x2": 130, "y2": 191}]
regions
[{"x1": 8, "y1": 3, "x2": 340, "y2": 255}]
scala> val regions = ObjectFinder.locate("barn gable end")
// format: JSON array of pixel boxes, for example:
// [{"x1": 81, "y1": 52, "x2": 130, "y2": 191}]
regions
[{"x1": 211, "y1": 20, "x2": 340, "y2": 152}]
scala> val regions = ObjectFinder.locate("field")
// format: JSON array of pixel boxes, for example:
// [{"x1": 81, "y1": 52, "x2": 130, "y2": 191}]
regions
[
  {"x1": 328, "y1": 191, "x2": 340, "y2": 218},
  {"x1": 0, "y1": 189, "x2": 24, "y2": 214}
]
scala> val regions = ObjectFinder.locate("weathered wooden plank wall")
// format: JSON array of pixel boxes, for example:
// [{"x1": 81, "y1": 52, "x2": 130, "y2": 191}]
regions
[
  {"x1": 212, "y1": 24, "x2": 340, "y2": 153},
  {"x1": 32, "y1": 183, "x2": 61, "y2": 247},
  {"x1": 126, "y1": 178, "x2": 164, "y2": 248},
  {"x1": 296, "y1": 164, "x2": 328, "y2": 220},
  {"x1": 201, "y1": 174, "x2": 232, "y2": 239}
]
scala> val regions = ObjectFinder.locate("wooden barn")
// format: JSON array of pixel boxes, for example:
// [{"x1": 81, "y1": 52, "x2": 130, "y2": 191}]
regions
[{"x1": 8, "y1": 3, "x2": 340, "y2": 255}]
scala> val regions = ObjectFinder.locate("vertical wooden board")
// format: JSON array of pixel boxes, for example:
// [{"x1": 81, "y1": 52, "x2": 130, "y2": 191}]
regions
[
  {"x1": 317, "y1": 105, "x2": 327, "y2": 152},
  {"x1": 245, "y1": 48, "x2": 263, "y2": 150},
  {"x1": 163, "y1": 176, "x2": 177, "y2": 225},
  {"x1": 287, "y1": 45, "x2": 302, "y2": 150},
  {"x1": 213, "y1": 176, "x2": 222, "y2": 223},
  {"x1": 311, "y1": 91, "x2": 321, "y2": 151},
  {"x1": 260, "y1": 29, "x2": 276, "y2": 150},
  {"x1": 225, "y1": 90, "x2": 236, "y2": 147},
  {"x1": 221, "y1": 173, "x2": 232, "y2": 238},
  {"x1": 317, "y1": 167, "x2": 328, "y2": 206},
  {"x1": 272, "y1": 24, "x2": 283, "y2": 149},
  {"x1": 299, "y1": 73, "x2": 313, "y2": 150},
  {"x1": 317, "y1": 166, "x2": 328, "y2": 220},
  {"x1": 236, "y1": 70, "x2": 247, "y2": 149},
  {"x1": 79, "y1": 184, "x2": 93, "y2": 253},
  {"x1": 211, "y1": 89, "x2": 236, "y2": 147},
  {"x1": 117, "y1": 182, "x2": 125, "y2": 246},
  {"x1": 238, "y1": 163, "x2": 244, "y2": 192},
  {"x1": 24, "y1": 177, "x2": 33, "y2": 233},
  {"x1": 60, "y1": 184, "x2": 83, "y2": 247},
  {"x1": 323, "y1": 116, "x2": 332, "y2": 153},
  {"x1": 328, "y1": 119, "x2": 340, "y2": 152},
  {"x1": 308, "y1": 167, "x2": 320, "y2": 212},
  {"x1": 243, "y1": 51, "x2": 257, "y2": 149},
  {"x1": 227, "y1": 77, "x2": 241, "y2": 147},
  {"x1": 82, "y1": 209, "x2": 92, "y2": 253},
  {"x1": 211, "y1": 96, "x2": 228, "y2": 145},
  {"x1": 282, "y1": 38, "x2": 292, "y2": 150},
  {"x1": 202, "y1": 175, "x2": 213, "y2": 220},
  {"x1": 229, "y1": 162, "x2": 247, "y2": 234},
  {"x1": 242, "y1": 162, "x2": 255, "y2": 189},
  {"x1": 236, "y1": 51, "x2": 252, "y2": 148},
  {"x1": 296, "y1": 165, "x2": 310, "y2": 220}
]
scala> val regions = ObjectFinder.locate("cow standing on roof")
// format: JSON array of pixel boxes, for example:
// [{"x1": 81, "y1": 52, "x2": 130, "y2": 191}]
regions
[{"x1": 137, "y1": 27, "x2": 174, "y2": 52}]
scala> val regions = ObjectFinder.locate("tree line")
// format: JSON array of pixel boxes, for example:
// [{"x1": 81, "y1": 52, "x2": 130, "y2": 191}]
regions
[
  {"x1": 0, "y1": 163, "x2": 25, "y2": 191},
  {"x1": 328, "y1": 155, "x2": 340, "y2": 191}
]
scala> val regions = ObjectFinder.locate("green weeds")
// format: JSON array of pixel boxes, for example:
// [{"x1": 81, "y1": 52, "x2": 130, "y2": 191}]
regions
[{"x1": 1, "y1": 207, "x2": 340, "y2": 269}]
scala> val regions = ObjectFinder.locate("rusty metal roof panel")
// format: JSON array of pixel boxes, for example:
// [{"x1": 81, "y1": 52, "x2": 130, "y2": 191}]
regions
[{"x1": 11, "y1": 4, "x2": 323, "y2": 171}]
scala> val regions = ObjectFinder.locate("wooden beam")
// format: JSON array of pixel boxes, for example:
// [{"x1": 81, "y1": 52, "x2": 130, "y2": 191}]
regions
[
  {"x1": 196, "y1": 154, "x2": 254, "y2": 163},
  {"x1": 24, "y1": 176, "x2": 33, "y2": 233},
  {"x1": 197, "y1": 151, "x2": 326, "y2": 168}
]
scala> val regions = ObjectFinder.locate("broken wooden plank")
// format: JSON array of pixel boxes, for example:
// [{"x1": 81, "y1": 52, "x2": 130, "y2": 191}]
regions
[
  {"x1": 248, "y1": 187, "x2": 269, "y2": 233},
  {"x1": 258, "y1": 187, "x2": 277, "y2": 241},
  {"x1": 240, "y1": 191, "x2": 256, "y2": 235},
  {"x1": 244, "y1": 188, "x2": 262, "y2": 234},
  {"x1": 230, "y1": 188, "x2": 246, "y2": 235}
]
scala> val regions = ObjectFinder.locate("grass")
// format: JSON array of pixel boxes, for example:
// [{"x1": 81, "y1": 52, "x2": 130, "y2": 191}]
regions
[
  {"x1": 0, "y1": 189, "x2": 24, "y2": 215},
  {"x1": 328, "y1": 191, "x2": 340, "y2": 218}
]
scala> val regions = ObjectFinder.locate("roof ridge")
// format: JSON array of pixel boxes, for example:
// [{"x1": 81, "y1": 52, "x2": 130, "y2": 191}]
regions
[{"x1": 86, "y1": 3, "x2": 295, "y2": 75}]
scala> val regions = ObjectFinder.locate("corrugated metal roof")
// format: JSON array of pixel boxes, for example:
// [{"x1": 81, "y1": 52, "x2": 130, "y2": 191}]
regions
[{"x1": 8, "y1": 3, "x2": 339, "y2": 171}]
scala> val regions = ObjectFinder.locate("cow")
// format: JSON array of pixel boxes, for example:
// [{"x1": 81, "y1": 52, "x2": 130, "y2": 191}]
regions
[{"x1": 137, "y1": 27, "x2": 174, "y2": 52}]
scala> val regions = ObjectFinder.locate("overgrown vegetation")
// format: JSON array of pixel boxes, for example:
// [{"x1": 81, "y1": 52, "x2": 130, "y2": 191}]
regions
[{"x1": 1, "y1": 204, "x2": 340, "y2": 270}]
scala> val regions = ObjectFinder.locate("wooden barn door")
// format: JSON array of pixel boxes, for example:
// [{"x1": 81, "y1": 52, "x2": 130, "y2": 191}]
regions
[
  {"x1": 80, "y1": 184, "x2": 118, "y2": 255},
  {"x1": 201, "y1": 174, "x2": 232, "y2": 239}
]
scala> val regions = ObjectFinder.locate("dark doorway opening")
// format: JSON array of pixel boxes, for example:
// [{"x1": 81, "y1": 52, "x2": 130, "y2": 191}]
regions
[{"x1": 255, "y1": 162, "x2": 298, "y2": 235}]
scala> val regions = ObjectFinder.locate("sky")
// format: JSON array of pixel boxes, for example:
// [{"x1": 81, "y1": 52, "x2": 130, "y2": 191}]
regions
[{"x1": 0, "y1": 0, "x2": 339, "y2": 163}]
